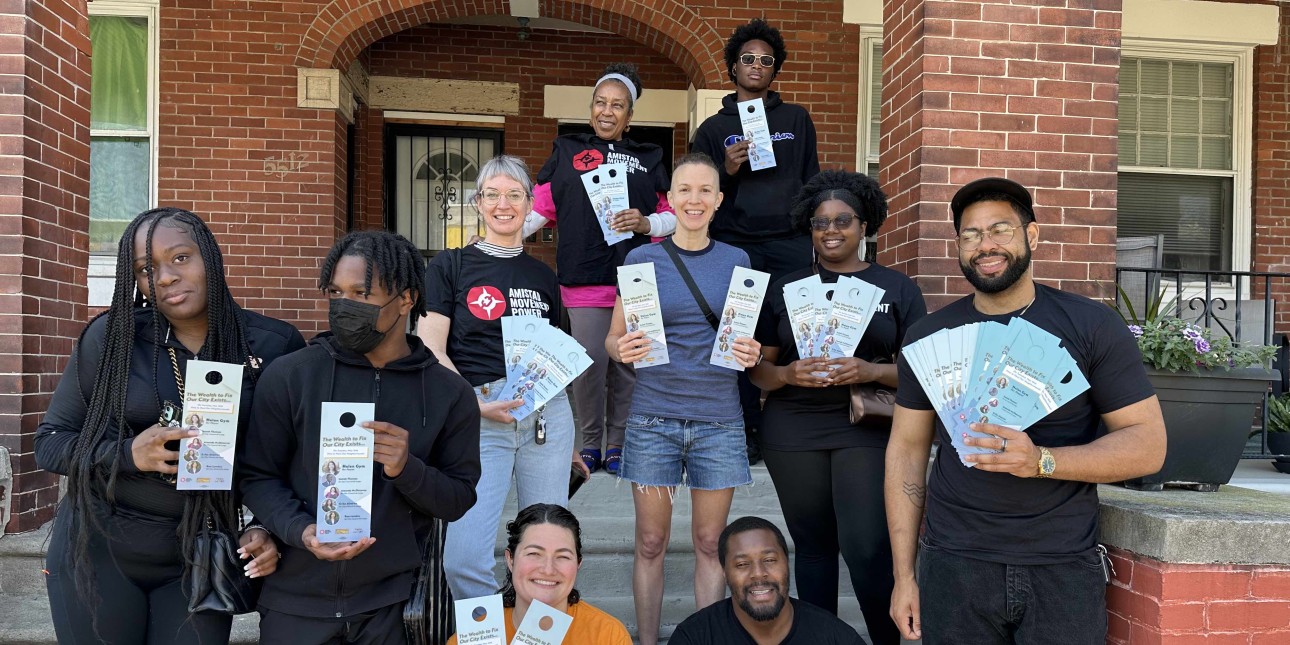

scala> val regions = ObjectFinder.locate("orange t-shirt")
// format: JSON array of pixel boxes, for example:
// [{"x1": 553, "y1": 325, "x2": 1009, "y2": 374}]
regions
[{"x1": 447, "y1": 601, "x2": 632, "y2": 645}]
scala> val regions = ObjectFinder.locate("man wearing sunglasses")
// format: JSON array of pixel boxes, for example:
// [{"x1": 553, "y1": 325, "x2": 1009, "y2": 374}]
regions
[
  {"x1": 692, "y1": 18, "x2": 821, "y2": 465},
  {"x1": 883, "y1": 178, "x2": 1166, "y2": 645}
]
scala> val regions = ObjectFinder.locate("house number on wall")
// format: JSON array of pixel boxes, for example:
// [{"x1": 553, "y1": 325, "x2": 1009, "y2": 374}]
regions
[{"x1": 264, "y1": 152, "x2": 310, "y2": 179}]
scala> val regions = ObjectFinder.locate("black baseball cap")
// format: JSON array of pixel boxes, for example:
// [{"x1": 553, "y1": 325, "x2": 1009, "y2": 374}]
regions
[{"x1": 950, "y1": 177, "x2": 1035, "y2": 231}]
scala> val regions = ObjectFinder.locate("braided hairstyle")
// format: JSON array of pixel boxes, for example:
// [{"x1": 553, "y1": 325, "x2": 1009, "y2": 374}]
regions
[
  {"x1": 789, "y1": 170, "x2": 889, "y2": 236},
  {"x1": 318, "y1": 230, "x2": 427, "y2": 323},
  {"x1": 64, "y1": 207, "x2": 253, "y2": 609},
  {"x1": 499, "y1": 503, "x2": 583, "y2": 608}
]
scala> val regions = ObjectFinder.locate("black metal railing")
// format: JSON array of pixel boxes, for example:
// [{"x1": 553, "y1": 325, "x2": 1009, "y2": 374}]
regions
[{"x1": 1114, "y1": 267, "x2": 1289, "y2": 458}]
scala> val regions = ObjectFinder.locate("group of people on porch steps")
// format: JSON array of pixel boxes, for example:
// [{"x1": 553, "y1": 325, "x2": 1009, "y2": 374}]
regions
[{"x1": 34, "y1": 17, "x2": 1165, "y2": 645}]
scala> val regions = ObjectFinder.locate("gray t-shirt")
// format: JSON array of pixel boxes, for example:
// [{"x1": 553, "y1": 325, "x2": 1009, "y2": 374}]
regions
[{"x1": 623, "y1": 239, "x2": 750, "y2": 423}]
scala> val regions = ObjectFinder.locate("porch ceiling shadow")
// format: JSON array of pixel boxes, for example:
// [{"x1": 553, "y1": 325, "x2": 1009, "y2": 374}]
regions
[{"x1": 296, "y1": 0, "x2": 725, "y2": 89}]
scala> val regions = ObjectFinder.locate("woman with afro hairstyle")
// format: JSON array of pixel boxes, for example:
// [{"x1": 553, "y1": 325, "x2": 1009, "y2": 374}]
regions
[
  {"x1": 749, "y1": 171, "x2": 926, "y2": 644},
  {"x1": 35, "y1": 208, "x2": 305, "y2": 644},
  {"x1": 519, "y1": 62, "x2": 677, "y2": 477}
]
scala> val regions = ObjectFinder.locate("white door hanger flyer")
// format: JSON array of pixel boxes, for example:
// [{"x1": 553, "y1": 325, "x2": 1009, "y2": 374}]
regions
[
  {"x1": 454, "y1": 594, "x2": 506, "y2": 645},
  {"x1": 317, "y1": 402, "x2": 375, "y2": 543},
  {"x1": 710, "y1": 266, "x2": 770, "y2": 371},
  {"x1": 617, "y1": 262, "x2": 670, "y2": 367},
  {"x1": 176, "y1": 360, "x2": 244, "y2": 491},
  {"x1": 580, "y1": 163, "x2": 633, "y2": 246},
  {"x1": 511, "y1": 599, "x2": 573, "y2": 645},
  {"x1": 737, "y1": 98, "x2": 777, "y2": 171}
]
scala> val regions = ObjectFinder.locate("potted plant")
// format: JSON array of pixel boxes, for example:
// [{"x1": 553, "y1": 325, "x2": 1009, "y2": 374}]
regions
[
  {"x1": 1262, "y1": 393, "x2": 1290, "y2": 474},
  {"x1": 1117, "y1": 293, "x2": 1278, "y2": 491}
]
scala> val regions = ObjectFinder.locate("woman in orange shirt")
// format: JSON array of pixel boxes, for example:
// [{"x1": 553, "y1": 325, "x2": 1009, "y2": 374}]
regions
[{"x1": 449, "y1": 504, "x2": 631, "y2": 644}]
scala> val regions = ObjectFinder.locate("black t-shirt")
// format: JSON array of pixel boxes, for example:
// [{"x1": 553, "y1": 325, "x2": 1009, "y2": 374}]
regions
[
  {"x1": 895, "y1": 284, "x2": 1155, "y2": 564},
  {"x1": 755, "y1": 264, "x2": 927, "y2": 450},
  {"x1": 424, "y1": 246, "x2": 561, "y2": 386},
  {"x1": 669, "y1": 598, "x2": 867, "y2": 645}
]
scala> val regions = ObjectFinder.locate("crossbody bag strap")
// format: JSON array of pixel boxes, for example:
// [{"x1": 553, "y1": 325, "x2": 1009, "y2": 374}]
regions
[{"x1": 661, "y1": 238, "x2": 719, "y2": 331}]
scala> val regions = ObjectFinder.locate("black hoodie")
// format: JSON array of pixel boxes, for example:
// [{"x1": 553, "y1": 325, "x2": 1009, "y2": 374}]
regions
[
  {"x1": 691, "y1": 91, "x2": 820, "y2": 244},
  {"x1": 239, "y1": 333, "x2": 481, "y2": 618}
]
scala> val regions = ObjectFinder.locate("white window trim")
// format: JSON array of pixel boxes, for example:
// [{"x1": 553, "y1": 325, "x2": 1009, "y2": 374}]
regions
[
  {"x1": 857, "y1": 28, "x2": 881, "y2": 173},
  {"x1": 1120, "y1": 40, "x2": 1254, "y2": 291},
  {"x1": 87, "y1": 1, "x2": 159, "y2": 306}
]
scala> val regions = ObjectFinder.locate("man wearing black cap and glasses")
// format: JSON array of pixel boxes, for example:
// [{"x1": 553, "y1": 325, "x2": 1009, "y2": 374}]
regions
[{"x1": 883, "y1": 177, "x2": 1167, "y2": 645}]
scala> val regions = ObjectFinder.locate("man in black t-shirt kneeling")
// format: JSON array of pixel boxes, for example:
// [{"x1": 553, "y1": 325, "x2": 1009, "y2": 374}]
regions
[
  {"x1": 670, "y1": 517, "x2": 867, "y2": 645},
  {"x1": 885, "y1": 178, "x2": 1167, "y2": 645}
]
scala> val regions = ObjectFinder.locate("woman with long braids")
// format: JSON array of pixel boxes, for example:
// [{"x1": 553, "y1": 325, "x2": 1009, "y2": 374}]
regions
[
  {"x1": 447, "y1": 504, "x2": 631, "y2": 644},
  {"x1": 748, "y1": 171, "x2": 926, "y2": 644},
  {"x1": 521, "y1": 62, "x2": 676, "y2": 476},
  {"x1": 35, "y1": 208, "x2": 305, "y2": 644}
]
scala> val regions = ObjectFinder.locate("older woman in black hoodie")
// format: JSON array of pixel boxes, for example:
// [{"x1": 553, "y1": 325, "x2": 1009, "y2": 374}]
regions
[{"x1": 239, "y1": 230, "x2": 481, "y2": 644}]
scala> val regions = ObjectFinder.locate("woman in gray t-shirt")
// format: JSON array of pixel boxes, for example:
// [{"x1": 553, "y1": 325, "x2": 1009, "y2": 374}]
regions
[{"x1": 606, "y1": 153, "x2": 762, "y2": 645}]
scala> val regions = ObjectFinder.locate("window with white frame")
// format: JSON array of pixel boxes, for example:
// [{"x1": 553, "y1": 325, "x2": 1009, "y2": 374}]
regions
[
  {"x1": 87, "y1": 2, "x2": 157, "y2": 305},
  {"x1": 88, "y1": 2, "x2": 157, "y2": 256},
  {"x1": 861, "y1": 36, "x2": 881, "y2": 180},
  {"x1": 1117, "y1": 47, "x2": 1251, "y2": 276}
]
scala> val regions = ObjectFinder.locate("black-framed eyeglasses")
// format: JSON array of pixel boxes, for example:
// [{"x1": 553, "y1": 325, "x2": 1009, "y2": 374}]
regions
[
  {"x1": 477, "y1": 189, "x2": 529, "y2": 207},
  {"x1": 739, "y1": 53, "x2": 775, "y2": 68},
  {"x1": 809, "y1": 214, "x2": 856, "y2": 232},
  {"x1": 957, "y1": 222, "x2": 1020, "y2": 250}
]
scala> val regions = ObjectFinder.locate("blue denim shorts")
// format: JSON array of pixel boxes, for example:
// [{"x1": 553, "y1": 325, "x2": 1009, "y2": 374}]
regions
[{"x1": 620, "y1": 414, "x2": 752, "y2": 490}]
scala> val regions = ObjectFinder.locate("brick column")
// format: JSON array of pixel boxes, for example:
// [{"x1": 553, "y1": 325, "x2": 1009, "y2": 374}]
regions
[
  {"x1": 0, "y1": 0, "x2": 91, "y2": 533},
  {"x1": 1252, "y1": 9, "x2": 1290, "y2": 338},
  {"x1": 879, "y1": 0, "x2": 1122, "y2": 310}
]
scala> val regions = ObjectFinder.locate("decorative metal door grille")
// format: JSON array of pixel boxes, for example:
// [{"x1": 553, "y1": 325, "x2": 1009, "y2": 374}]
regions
[{"x1": 384, "y1": 125, "x2": 502, "y2": 255}]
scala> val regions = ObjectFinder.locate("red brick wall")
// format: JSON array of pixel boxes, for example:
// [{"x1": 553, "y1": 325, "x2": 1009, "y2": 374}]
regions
[
  {"x1": 1106, "y1": 547, "x2": 1290, "y2": 643},
  {"x1": 879, "y1": 0, "x2": 1122, "y2": 311},
  {"x1": 1251, "y1": 7, "x2": 1290, "y2": 338},
  {"x1": 0, "y1": 0, "x2": 91, "y2": 532}
]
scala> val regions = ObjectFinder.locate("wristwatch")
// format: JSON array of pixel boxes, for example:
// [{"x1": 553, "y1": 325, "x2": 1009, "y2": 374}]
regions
[{"x1": 1036, "y1": 447, "x2": 1056, "y2": 478}]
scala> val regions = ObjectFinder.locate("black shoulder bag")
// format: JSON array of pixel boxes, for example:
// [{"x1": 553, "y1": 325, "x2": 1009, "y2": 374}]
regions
[{"x1": 661, "y1": 239, "x2": 719, "y2": 331}]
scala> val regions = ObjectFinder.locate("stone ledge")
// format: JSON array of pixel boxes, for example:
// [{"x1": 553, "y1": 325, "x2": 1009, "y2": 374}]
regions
[{"x1": 1098, "y1": 484, "x2": 1290, "y2": 565}]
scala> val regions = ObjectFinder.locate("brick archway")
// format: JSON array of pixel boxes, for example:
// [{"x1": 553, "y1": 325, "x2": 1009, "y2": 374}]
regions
[{"x1": 296, "y1": 0, "x2": 726, "y2": 88}]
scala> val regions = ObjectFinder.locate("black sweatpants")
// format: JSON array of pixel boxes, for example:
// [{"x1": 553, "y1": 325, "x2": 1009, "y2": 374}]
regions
[
  {"x1": 45, "y1": 506, "x2": 233, "y2": 645},
  {"x1": 761, "y1": 445, "x2": 900, "y2": 645},
  {"x1": 258, "y1": 603, "x2": 407, "y2": 645}
]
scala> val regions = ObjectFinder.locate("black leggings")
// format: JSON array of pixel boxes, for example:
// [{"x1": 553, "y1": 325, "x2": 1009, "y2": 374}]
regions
[
  {"x1": 45, "y1": 506, "x2": 233, "y2": 645},
  {"x1": 761, "y1": 445, "x2": 900, "y2": 645}
]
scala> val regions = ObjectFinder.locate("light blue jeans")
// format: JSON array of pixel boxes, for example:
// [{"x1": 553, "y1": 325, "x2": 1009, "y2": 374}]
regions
[{"x1": 444, "y1": 380, "x2": 575, "y2": 601}]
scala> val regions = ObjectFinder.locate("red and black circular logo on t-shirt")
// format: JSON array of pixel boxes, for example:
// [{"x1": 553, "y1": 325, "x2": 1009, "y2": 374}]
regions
[
  {"x1": 572, "y1": 149, "x2": 603, "y2": 172},
  {"x1": 466, "y1": 286, "x2": 507, "y2": 320}
]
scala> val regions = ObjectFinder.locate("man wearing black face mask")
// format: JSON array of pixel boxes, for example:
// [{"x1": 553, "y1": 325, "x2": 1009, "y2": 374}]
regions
[{"x1": 240, "y1": 231, "x2": 482, "y2": 644}]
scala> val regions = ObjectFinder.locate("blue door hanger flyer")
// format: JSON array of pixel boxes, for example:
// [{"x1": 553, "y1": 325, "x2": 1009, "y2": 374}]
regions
[
  {"x1": 617, "y1": 262, "x2": 670, "y2": 367},
  {"x1": 710, "y1": 266, "x2": 769, "y2": 371},
  {"x1": 176, "y1": 360, "x2": 244, "y2": 491},
  {"x1": 496, "y1": 325, "x2": 592, "y2": 422},
  {"x1": 317, "y1": 402, "x2": 375, "y2": 543},
  {"x1": 736, "y1": 97, "x2": 777, "y2": 171},
  {"x1": 580, "y1": 163, "x2": 633, "y2": 246}
]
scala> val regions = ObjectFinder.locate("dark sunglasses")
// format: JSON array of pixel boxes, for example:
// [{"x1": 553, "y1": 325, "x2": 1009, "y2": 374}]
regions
[
  {"x1": 739, "y1": 53, "x2": 775, "y2": 67},
  {"x1": 809, "y1": 214, "x2": 857, "y2": 232}
]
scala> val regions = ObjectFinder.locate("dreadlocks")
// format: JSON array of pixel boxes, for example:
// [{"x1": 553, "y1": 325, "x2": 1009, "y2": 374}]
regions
[
  {"x1": 64, "y1": 207, "x2": 252, "y2": 610},
  {"x1": 318, "y1": 230, "x2": 427, "y2": 323}
]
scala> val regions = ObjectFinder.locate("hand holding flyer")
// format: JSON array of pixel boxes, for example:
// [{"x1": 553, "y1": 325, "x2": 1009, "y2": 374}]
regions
[
  {"x1": 580, "y1": 163, "x2": 633, "y2": 246},
  {"x1": 737, "y1": 98, "x2": 777, "y2": 171},
  {"x1": 496, "y1": 325, "x2": 592, "y2": 422},
  {"x1": 176, "y1": 360, "x2": 244, "y2": 491},
  {"x1": 316, "y1": 402, "x2": 375, "y2": 543},
  {"x1": 710, "y1": 266, "x2": 770, "y2": 371},
  {"x1": 617, "y1": 262, "x2": 670, "y2": 367}
]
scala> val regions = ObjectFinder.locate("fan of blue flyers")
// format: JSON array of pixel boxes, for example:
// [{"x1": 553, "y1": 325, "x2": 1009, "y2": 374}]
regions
[{"x1": 903, "y1": 318, "x2": 1090, "y2": 467}]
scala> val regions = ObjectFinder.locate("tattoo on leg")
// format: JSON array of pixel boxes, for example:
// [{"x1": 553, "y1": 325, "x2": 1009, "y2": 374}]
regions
[{"x1": 902, "y1": 481, "x2": 926, "y2": 508}]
